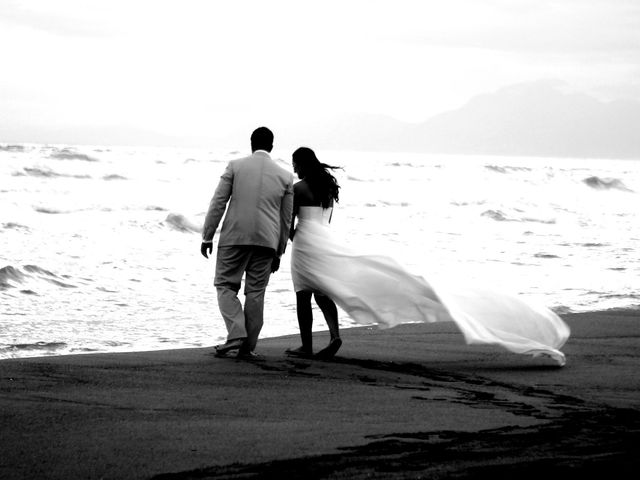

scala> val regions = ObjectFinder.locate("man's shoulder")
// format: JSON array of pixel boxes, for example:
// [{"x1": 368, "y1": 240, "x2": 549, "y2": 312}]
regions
[
  {"x1": 230, "y1": 153, "x2": 253, "y2": 164},
  {"x1": 232, "y1": 153, "x2": 292, "y2": 181},
  {"x1": 264, "y1": 157, "x2": 293, "y2": 181},
  {"x1": 228, "y1": 153, "x2": 259, "y2": 172},
  {"x1": 276, "y1": 162, "x2": 294, "y2": 180}
]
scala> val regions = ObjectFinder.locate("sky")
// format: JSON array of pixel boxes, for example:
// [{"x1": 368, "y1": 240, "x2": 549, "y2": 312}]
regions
[{"x1": 1, "y1": 0, "x2": 639, "y2": 146}]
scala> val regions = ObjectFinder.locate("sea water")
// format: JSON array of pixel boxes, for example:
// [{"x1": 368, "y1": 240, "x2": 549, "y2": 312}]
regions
[{"x1": 1, "y1": 143, "x2": 638, "y2": 359}]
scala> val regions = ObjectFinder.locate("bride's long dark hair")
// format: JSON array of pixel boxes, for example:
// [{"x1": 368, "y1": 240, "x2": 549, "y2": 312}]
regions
[{"x1": 293, "y1": 147, "x2": 341, "y2": 208}]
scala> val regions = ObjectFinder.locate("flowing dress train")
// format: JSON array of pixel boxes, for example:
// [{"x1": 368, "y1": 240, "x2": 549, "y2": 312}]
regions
[{"x1": 290, "y1": 206, "x2": 570, "y2": 366}]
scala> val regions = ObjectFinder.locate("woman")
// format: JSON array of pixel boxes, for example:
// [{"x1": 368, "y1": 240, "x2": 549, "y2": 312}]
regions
[
  {"x1": 287, "y1": 147, "x2": 570, "y2": 365},
  {"x1": 287, "y1": 147, "x2": 343, "y2": 359}
]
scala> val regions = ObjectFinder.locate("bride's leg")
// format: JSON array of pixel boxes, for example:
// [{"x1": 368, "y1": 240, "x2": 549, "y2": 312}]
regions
[
  {"x1": 313, "y1": 293, "x2": 342, "y2": 359},
  {"x1": 314, "y1": 293, "x2": 339, "y2": 340},
  {"x1": 295, "y1": 291, "x2": 314, "y2": 353}
]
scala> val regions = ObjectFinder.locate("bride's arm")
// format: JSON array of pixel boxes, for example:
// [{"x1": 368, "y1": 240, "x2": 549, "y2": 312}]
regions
[
  {"x1": 290, "y1": 183, "x2": 301, "y2": 240},
  {"x1": 289, "y1": 206, "x2": 297, "y2": 240}
]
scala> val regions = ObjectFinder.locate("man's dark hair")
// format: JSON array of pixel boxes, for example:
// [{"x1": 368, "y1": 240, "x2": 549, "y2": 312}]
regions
[{"x1": 250, "y1": 127, "x2": 274, "y2": 152}]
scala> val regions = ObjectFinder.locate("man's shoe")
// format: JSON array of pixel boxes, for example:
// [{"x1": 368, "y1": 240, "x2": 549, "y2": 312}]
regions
[{"x1": 214, "y1": 338, "x2": 246, "y2": 357}]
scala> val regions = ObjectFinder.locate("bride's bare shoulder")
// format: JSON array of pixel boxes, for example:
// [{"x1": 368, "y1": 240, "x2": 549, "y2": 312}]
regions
[{"x1": 294, "y1": 180, "x2": 315, "y2": 204}]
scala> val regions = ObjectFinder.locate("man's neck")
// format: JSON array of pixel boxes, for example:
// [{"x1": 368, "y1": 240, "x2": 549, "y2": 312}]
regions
[{"x1": 253, "y1": 149, "x2": 270, "y2": 155}]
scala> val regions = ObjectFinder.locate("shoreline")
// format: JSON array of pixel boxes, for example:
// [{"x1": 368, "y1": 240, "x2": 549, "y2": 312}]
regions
[
  {"x1": 2, "y1": 305, "x2": 637, "y2": 362},
  {"x1": 1, "y1": 308, "x2": 638, "y2": 479}
]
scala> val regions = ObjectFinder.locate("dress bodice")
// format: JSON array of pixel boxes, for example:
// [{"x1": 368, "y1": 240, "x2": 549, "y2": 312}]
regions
[{"x1": 297, "y1": 206, "x2": 333, "y2": 226}]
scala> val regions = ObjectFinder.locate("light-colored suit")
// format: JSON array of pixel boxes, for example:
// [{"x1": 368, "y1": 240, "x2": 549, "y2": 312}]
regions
[
  {"x1": 203, "y1": 150, "x2": 293, "y2": 350},
  {"x1": 203, "y1": 151, "x2": 293, "y2": 255}
]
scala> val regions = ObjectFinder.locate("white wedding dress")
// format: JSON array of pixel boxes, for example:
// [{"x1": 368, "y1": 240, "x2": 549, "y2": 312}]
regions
[{"x1": 291, "y1": 206, "x2": 570, "y2": 366}]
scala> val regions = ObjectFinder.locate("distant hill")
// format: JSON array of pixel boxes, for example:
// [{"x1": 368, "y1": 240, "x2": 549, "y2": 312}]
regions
[
  {"x1": 415, "y1": 80, "x2": 640, "y2": 159},
  {"x1": 3, "y1": 80, "x2": 639, "y2": 159},
  {"x1": 0, "y1": 124, "x2": 186, "y2": 148},
  {"x1": 298, "y1": 80, "x2": 640, "y2": 159}
]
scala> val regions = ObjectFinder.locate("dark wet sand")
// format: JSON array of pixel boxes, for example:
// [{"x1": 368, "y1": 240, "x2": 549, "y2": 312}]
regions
[{"x1": 1, "y1": 309, "x2": 638, "y2": 479}]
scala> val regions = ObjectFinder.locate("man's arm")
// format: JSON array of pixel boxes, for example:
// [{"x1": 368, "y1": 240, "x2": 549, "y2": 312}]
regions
[{"x1": 200, "y1": 163, "x2": 233, "y2": 258}]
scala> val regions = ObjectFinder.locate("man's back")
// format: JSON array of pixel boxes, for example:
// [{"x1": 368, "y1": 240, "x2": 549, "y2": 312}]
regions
[
  {"x1": 202, "y1": 151, "x2": 293, "y2": 255},
  {"x1": 201, "y1": 126, "x2": 291, "y2": 357}
]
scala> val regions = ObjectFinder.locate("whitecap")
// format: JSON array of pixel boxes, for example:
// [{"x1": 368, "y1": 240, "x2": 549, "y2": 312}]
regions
[
  {"x1": 485, "y1": 165, "x2": 507, "y2": 173},
  {"x1": 0, "y1": 341, "x2": 67, "y2": 354},
  {"x1": 0, "y1": 144, "x2": 26, "y2": 152},
  {"x1": 534, "y1": 253, "x2": 561, "y2": 259},
  {"x1": 481, "y1": 209, "x2": 555, "y2": 224},
  {"x1": 0, "y1": 265, "x2": 25, "y2": 285},
  {"x1": 34, "y1": 206, "x2": 69, "y2": 214},
  {"x1": 50, "y1": 148, "x2": 99, "y2": 162},
  {"x1": 481, "y1": 209, "x2": 508, "y2": 221},
  {"x1": 583, "y1": 176, "x2": 633, "y2": 192},
  {"x1": 165, "y1": 213, "x2": 202, "y2": 233},
  {"x1": 17, "y1": 167, "x2": 90, "y2": 179},
  {"x1": 23, "y1": 265, "x2": 57, "y2": 277},
  {"x1": 2, "y1": 222, "x2": 30, "y2": 231}
]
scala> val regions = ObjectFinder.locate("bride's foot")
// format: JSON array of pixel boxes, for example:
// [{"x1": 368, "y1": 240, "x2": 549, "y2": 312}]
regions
[
  {"x1": 285, "y1": 346, "x2": 313, "y2": 358},
  {"x1": 315, "y1": 338, "x2": 342, "y2": 360}
]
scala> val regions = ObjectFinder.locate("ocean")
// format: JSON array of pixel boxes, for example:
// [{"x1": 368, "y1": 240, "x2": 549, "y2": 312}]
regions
[{"x1": 1, "y1": 143, "x2": 638, "y2": 359}]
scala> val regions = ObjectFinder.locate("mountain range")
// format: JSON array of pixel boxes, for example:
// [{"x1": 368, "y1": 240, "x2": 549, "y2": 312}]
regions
[
  {"x1": 3, "y1": 80, "x2": 639, "y2": 159},
  {"x1": 290, "y1": 80, "x2": 640, "y2": 159}
]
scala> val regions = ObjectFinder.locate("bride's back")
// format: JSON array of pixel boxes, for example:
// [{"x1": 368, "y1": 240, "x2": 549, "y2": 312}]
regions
[{"x1": 297, "y1": 205, "x2": 333, "y2": 225}]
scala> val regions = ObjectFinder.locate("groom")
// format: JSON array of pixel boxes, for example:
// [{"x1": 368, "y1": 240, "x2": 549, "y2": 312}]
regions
[{"x1": 201, "y1": 127, "x2": 294, "y2": 359}]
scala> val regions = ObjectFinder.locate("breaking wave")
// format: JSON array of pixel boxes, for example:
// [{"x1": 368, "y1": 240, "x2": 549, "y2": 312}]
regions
[
  {"x1": 0, "y1": 264, "x2": 77, "y2": 291},
  {"x1": 2, "y1": 222, "x2": 30, "y2": 231},
  {"x1": 164, "y1": 213, "x2": 202, "y2": 233},
  {"x1": 0, "y1": 265, "x2": 26, "y2": 288},
  {"x1": 387, "y1": 162, "x2": 421, "y2": 168},
  {"x1": 485, "y1": 165, "x2": 532, "y2": 173},
  {"x1": 583, "y1": 176, "x2": 633, "y2": 192},
  {"x1": 0, "y1": 342, "x2": 68, "y2": 357},
  {"x1": 23, "y1": 265, "x2": 57, "y2": 276},
  {"x1": 14, "y1": 167, "x2": 91, "y2": 179},
  {"x1": 103, "y1": 174, "x2": 127, "y2": 181},
  {"x1": 347, "y1": 175, "x2": 366, "y2": 182},
  {"x1": 50, "y1": 148, "x2": 99, "y2": 162},
  {"x1": 0, "y1": 144, "x2": 26, "y2": 152},
  {"x1": 534, "y1": 253, "x2": 561, "y2": 259},
  {"x1": 33, "y1": 206, "x2": 70, "y2": 214},
  {"x1": 481, "y1": 209, "x2": 556, "y2": 224}
]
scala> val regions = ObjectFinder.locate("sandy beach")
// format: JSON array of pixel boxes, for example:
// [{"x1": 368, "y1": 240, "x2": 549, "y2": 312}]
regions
[{"x1": 1, "y1": 308, "x2": 638, "y2": 479}]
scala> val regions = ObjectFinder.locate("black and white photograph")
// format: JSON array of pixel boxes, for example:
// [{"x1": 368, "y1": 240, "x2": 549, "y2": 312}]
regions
[{"x1": 1, "y1": 1, "x2": 638, "y2": 478}]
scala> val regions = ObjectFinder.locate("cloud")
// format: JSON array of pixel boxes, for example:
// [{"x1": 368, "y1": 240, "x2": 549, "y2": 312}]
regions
[
  {"x1": 1, "y1": 0, "x2": 638, "y2": 143},
  {"x1": 0, "y1": 0, "x2": 113, "y2": 37},
  {"x1": 399, "y1": 0, "x2": 640, "y2": 56}
]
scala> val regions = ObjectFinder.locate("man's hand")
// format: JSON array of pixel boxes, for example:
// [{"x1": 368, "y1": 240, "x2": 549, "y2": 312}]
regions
[
  {"x1": 271, "y1": 256, "x2": 281, "y2": 273},
  {"x1": 200, "y1": 242, "x2": 212, "y2": 259}
]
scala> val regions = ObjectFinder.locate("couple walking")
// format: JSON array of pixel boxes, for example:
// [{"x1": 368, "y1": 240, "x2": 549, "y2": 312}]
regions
[
  {"x1": 201, "y1": 127, "x2": 570, "y2": 365},
  {"x1": 200, "y1": 127, "x2": 340, "y2": 360}
]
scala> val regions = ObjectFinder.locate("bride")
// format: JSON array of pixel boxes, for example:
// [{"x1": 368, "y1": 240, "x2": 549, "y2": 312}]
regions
[{"x1": 286, "y1": 147, "x2": 570, "y2": 365}]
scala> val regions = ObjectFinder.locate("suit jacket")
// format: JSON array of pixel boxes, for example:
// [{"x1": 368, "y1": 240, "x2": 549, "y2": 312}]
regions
[{"x1": 202, "y1": 151, "x2": 294, "y2": 257}]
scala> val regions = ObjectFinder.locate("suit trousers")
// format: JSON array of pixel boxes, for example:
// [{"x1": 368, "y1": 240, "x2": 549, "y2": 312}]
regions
[{"x1": 214, "y1": 245, "x2": 274, "y2": 351}]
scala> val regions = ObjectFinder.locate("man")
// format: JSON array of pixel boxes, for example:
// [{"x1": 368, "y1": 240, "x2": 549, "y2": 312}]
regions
[{"x1": 201, "y1": 127, "x2": 294, "y2": 359}]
